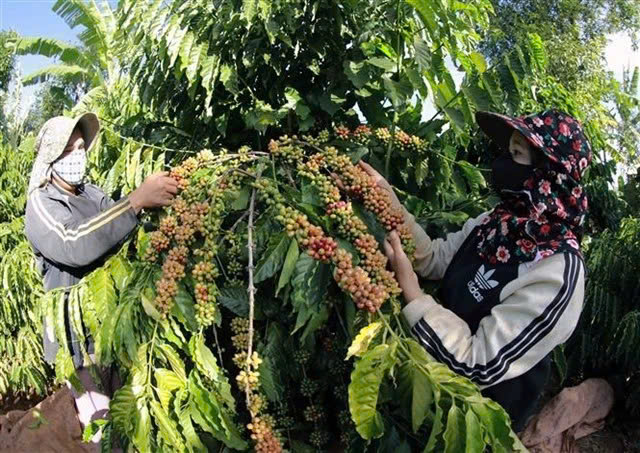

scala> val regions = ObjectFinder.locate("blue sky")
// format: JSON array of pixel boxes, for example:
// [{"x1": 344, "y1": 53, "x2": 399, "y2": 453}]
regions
[{"x1": 1, "y1": 0, "x2": 117, "y2": 107}]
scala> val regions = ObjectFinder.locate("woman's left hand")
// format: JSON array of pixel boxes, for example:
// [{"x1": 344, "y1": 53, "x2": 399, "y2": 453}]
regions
[{"x1": 384, "y1": 231, "x2": 422, "y2": 303}]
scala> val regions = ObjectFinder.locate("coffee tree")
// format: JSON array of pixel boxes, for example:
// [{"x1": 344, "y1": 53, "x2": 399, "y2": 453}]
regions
[{"x1": 46, "y1": 125, "x2": 527, "y2": 452}]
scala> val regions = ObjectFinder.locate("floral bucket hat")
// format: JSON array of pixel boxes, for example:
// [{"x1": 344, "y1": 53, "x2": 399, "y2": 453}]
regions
[
  {"x1": 27, "y1": 113, "x2": 100, "y2": 195},
  {"x1": 472, "y1": 109, "x2": 593, "y2": 264},
  {"x1": 475, "y1": 109, "x2": 592, "y2": 182}
]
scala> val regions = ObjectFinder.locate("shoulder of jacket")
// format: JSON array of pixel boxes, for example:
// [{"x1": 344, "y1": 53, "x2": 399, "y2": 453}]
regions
[
  {"x1": 26, "y1": 185, "x2": 70, "y2": 220},
  {"x1": 462, "y1": 210, "x2": 492, "y2": 234},
  {"x1": 82, "y1": 183, "x2": 106, "y2": 197},
  {"x1": 519, "y1": 252, "x2": 585, "y2": 284}
]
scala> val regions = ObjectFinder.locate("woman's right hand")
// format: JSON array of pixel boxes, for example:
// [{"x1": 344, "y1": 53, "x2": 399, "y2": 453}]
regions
[{"x1": 129, "y1": 172, "x2": 179, "y2": 214}]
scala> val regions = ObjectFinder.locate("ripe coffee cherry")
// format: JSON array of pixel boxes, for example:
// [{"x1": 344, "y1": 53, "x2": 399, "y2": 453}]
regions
[
  {"x1": 171, "y1": 197, "x2": 189, "y2": 215},
  {"x1": 159, "y1": 215, "x2": 178, "y2": 237},
  {"x1": 334, "y1": 125, "x2": 350, "y2": 140},
  {"x1": 162, "y1": 259, "x2": 185, "y2": 280},
  {"x1": 154, "y1": 277, "x2": 178, "y2": 316},
  {"x1": 150, "y1": 231, "x2": 170, "y2": 252},
  {"x1": 246, "y1": 416, "x2": 283, "y2": 453},
  {"x1": 352, "y1": 125, "x2": 372, "y2": 144},
  {"x1": 167, "y1": 245, "x2": 189, "y2": 264}
]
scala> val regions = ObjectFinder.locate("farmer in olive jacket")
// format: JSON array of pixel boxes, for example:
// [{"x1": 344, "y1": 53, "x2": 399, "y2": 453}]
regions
[
  {"x1": 378, "y1": 109, "x2": 590, "y2": 431},
  {"x1": 25, "y1": 113, "x2": 178, "y2": 449}
]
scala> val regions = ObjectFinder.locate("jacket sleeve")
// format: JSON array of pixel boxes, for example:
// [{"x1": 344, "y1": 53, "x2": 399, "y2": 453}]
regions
[
  {"x1": 401, "y1": 253, "x2": 584, "y2": 388},
  {"x1": 403, "y1": 210, "x2": 490, "y2": 280},
  {"x1": 25, "y1": 190, "x2": 139, "y2": 268}
]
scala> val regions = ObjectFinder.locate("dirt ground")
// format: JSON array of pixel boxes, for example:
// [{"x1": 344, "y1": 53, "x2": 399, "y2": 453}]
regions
[{"x1": 575, "y1": 416, "x2": 640, "y2": 453}]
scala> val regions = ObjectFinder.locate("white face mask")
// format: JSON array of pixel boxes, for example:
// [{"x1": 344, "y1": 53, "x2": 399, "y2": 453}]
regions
[{"x1": 52, "y1": 148, "x2": 87, "y2": 186}]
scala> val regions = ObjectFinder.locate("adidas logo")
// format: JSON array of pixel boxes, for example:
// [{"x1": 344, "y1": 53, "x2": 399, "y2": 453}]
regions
[{"x1": 467, "y1": 265, "x2": 499, "y2": 302}]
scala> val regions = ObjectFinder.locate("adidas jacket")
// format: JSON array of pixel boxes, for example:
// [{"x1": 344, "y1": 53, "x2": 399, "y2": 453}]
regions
[{"x1": 401, "y1": 210, "x2": 585, "y2": 429}]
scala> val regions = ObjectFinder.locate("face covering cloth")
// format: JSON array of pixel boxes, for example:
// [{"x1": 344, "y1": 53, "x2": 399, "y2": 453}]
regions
[
  {"x1": 491, "y1": 153, "x2": 535, "y2": 193},
  {"x1": 52, "y1": 148, "x2": 87, "y2": 186}
]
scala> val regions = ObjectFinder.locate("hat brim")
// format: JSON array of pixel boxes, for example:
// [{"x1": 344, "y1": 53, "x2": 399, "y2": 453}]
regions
[
  {"x1": 475, "y1": 111, "x2": 543, "y2": 154},
  {"x1": 75, "y1": 112, "x2": 100, "y2": 153}
]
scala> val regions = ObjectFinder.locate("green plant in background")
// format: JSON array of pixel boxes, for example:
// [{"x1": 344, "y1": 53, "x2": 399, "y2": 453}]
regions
[
  {"x1": 563, "y1": 217, "x2": 640, "y2": 415},
  {"x1": 0, "y1": 136, "x2": 52, "y2": 400}
]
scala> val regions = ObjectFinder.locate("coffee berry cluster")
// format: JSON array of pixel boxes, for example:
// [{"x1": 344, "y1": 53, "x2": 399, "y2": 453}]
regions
[
  {"x1": 230, "y1": 317, "x2": 283, "y2": 452},
  {"x1": 144, "y1": 151, "x2": 228, "y2": 325},
  {"x1": 334, "y1": 124, "x2": 427, "y2": 153}
]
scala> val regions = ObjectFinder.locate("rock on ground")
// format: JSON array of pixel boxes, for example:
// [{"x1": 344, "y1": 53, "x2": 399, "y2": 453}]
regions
[{"x1": 0, "y1": 387, "x2": 92, "y2": 453}]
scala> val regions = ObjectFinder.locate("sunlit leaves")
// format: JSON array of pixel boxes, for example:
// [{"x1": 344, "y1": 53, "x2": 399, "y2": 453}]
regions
[
  {"x1": 348, "y1": 342, "x2": 397, "y2": 439},
  {"x1": 346, "y1": 321, "x2": 382, "y2": 360}
]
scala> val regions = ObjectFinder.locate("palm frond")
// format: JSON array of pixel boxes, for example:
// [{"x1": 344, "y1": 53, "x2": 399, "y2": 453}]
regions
[
  {"x1": 22, "y1": 64, "x2": 90, "y2": 86},
  {"x1": 11, "y1": 36, "x2": 91, "y2": 67},
  {"x1": 53, "y1": 0, "x2": 110, "y2": 58}
]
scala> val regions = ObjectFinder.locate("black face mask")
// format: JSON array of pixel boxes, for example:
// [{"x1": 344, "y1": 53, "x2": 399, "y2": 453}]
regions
[{"x1": 491, "y1": 153, "x2": 535, "y2": 192}]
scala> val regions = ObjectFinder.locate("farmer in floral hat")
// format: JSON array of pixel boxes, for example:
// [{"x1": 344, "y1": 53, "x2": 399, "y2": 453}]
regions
[
  {"x1": 371, "y1": 109, "x2": 590, "y2": 432},
  {"x1": 25, "y1": 113, "x2": 178, "y2": 450}
]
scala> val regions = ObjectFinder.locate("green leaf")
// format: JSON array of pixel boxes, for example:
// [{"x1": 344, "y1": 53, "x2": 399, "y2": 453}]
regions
[
  {"x1": 552, "y1": 344, "x2": 567, "y2": 386},
  {"x1": 346, "y1": 322, "x2": 382, "y2": 360},
  {"x1": 217, "y1": 286, "x2": 249, "y2": 317},
  {"x1": 470, "y1": 400, "x2": 514, "y2": 451},
  {"x1": 462, "y1": 82, "x2": 492, "y2": 112},
  {"x1": 457, "y1": 161, "x2": 486, "y2": 191},
  {"x1": 242, "y1": 0, "x2": 257, "y2": 23},
  {"x1": 291, "y1": 253, "x2": 330, "y2": 310},
  {"x1": 259, "y1": 356, "x2": 283, "y2": 402},
  {"x1": 352, "y1": 204, "x2": 386, "y2": 246},
  {"x1": 109, "y1": 255, "x2": 131, "y2": 291},
  {"x1": 150, "y1": 400, "x2": 184, "y2": 449},
  {"x1": 230, "y1": 186, "x2": 250, "y2": 210},
  {"x1": 464, "y1": 408, "x2": 485, "y2": 453},
  {"x1": 276, "y1": 239, "x2": 299, "y2": 295},
  {"x1": 413, "y1": 37, "x2": 431, "y2": 71},
  {"x1": 398, "y1": 362, "x2": 433, "y2": 434},
  {"x1": 189, "y1": 374, "x2": 247, "y2": 450},
  {"x1": 82, "y1": 419, "x2": 108, "y2": 442},
  {"x1": 301, "y1": 182, "x2": 324, "y2": 206},
  {"x1": 300, "y1": 304, "x2": 329, "y2": 341},
  {"x1": 189, "y1": 334, "x2": 235, "y2": 410},
  {"x1": 348, "y1": 343, "x2": 397, "y2": 440},
  {"x1": 527, "y1": 33, "x2": 547, "y2": 70},
  {"x1": 443, "y1": 405, "x2": 465, "y2": 453},
  {"x1": 176, "y1": 400, "x2": 206, "y2": 452},
  {"x1": 158, "y1": 343, "x2": 187, "y2": 382},
  {"x1": 415, "y1": 158, "x2": 429, "y2": 186},
  {"x1": 133, "y1": 401, "x2": 151, "y2": 453},
  {"x1": 141, "y1": 289, "x2": 162, "y2": 321},
  {"x1": 155, "y1": 368, "x2": 185, "y2": 410},
  {"x1": 423, "y1": 393, "x2": 443, "y2": 452},
  {"x1": 368, "y1": 57, "x2": 397, "y2": 71},
  {"x1": 110, "y1": 385, "x2": 138, "y2": 436},
  {"x1": 254, "y1": 233, "x2": 290, "y2": 284},
  {"x1": 172, "y1": 284, "x2": 199, "y2": 332},
  {"x1": 469, "y1": 52, "x2": 487, "y2": 73}
]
